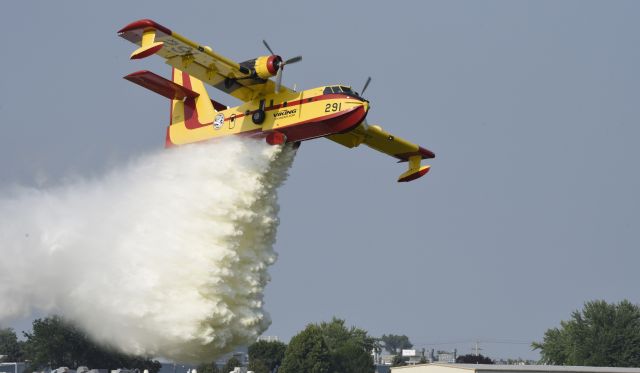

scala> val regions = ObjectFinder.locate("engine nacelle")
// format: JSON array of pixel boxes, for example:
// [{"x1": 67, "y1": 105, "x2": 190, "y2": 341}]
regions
[{"x1": 254, "y1": 55, "x2": 282, "y2": 79}]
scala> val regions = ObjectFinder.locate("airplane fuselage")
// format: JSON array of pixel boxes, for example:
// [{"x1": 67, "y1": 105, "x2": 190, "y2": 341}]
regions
[{"x1": 166, "y1": 71, "x2": 369, "y2": 147}]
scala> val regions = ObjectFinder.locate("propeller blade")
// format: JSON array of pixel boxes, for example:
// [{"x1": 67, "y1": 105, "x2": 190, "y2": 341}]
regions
[
  {"x1": 275, "y1": 66, "x2": 284, "y2": 93},
  {"x1": 361, "y1": 76, "x2": 372, "y2": 96},
  {"x1": 285, "y1": 55, "x2": 302, "y2": 65},
  {"x1": 262, "y1": 39, "x2": 275, "y2": 55}
]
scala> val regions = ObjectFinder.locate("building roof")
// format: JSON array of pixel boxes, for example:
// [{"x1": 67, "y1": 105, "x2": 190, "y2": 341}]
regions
[{"x1": 392, "y1": 364, "x2": 640, "y2": 373}]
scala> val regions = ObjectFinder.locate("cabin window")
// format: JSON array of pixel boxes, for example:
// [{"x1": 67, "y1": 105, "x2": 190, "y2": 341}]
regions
[
  {"x1": 307, "y1": 98, "x2": 313, "y2": 102},
  {"x1": 269, "y1": 99, "x2": 273, "y2": 108},
  {"x1": 323, "y1": 87, "x2": 333, "y2": 95},
  {"x1": 283, "y1": 101, "x2": 288, "y2": 107}
]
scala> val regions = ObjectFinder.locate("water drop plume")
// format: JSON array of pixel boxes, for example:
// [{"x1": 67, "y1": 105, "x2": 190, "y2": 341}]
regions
[{"x1": 0, "y1": 137, "x2": 296, "y2": 362}]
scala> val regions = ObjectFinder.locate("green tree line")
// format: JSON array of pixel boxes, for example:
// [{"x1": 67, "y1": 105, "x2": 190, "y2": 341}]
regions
[
  {"x1": 6, "y1": 301, "x2": 638, "y2": 373},
  {"x1": 0, "y1": 316, "x2": 160, "y2": 373},
  {"x1": 533, "y1": 299, "x2": 640, "y2": 367}
]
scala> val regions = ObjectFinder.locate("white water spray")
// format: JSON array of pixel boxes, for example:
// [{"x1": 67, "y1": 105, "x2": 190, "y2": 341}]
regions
[{"x1": 0, "y1": 137, "x2": 296, "y2": 362}]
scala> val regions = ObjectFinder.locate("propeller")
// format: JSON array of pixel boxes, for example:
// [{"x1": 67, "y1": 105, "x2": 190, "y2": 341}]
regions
[
  {"x1": 262, "y1": 39, "x2": 276, "y2": 55},
  {"x1": 263, "y1": 39, "x2": 302, "y2": 93},
  {"x1": 360, "y1": 76, "x2": 372, "y2": 96}
]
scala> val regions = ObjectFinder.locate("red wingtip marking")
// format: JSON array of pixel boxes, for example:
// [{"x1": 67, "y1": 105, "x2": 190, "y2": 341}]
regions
[
  {"x1": 420, "y1": 146, "x2": 436, "y2": 159},
  {"x1": 118, "y1": 19, "x2": 172, "y2": 35},
  {"x1": 395, "y1": 147, "x2": 436, "y2": 163}
]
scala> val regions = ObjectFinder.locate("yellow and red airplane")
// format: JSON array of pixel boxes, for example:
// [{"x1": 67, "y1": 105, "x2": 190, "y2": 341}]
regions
[{"x1": 118, "y1": 19, "x2": 435, "y2": 182}]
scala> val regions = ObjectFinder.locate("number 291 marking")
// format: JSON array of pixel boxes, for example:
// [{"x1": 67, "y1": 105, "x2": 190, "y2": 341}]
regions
[{"x1": 325, "y1": 102, "x2": 342, "y2": 112}]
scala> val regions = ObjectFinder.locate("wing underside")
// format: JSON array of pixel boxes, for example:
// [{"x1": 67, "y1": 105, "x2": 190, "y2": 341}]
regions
[
  {"x1": 118, "y1": 19, "x2": 292, "y2": 102},
  {"x1": 328, "y1": 123, "x2": 435, "y2": 182}
]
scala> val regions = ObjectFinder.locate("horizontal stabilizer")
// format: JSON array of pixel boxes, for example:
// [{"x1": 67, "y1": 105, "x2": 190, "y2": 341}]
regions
[{"x1": 124, "y1": 70, "x2": 200, "y2": 100}]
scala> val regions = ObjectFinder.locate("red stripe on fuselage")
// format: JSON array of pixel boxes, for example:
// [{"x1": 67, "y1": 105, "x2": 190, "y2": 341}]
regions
[
  {"x1": 266, "y1": 93, "x2": 358, "y2": 111},
  {"x1": 273, "y1": 105, "x2": 367, "y2": 142},
  {"x1": 178, "y1": 88, "x2": 363, "y2": 128},
  {"x1": 224, "y1": 93, "x2": 363, "y2": 122}
]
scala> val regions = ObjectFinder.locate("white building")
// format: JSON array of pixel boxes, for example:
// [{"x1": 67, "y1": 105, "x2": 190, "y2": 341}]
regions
[
  {"x1": 392, "y1": 364, "x2": 640, "y2": 373},
  {"x1": 0, "y1": 363, "x2": 27, "y2": 373}
]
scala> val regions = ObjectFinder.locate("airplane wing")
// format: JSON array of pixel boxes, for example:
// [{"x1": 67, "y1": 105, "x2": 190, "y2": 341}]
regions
[
  {"x1": 118, "y1": 19, "x2": 293, "y2": 102},
  {"x1": 327, "y1": 123, "x2": 435, "y2": 182}
]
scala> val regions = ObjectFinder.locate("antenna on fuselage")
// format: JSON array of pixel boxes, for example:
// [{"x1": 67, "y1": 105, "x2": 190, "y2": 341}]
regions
[{"x1": 361, "y1": 76, "x2": 372, "y2": 96}]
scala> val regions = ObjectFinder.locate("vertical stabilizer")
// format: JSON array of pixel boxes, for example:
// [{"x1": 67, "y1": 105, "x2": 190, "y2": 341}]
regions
[{"x1": 170, "y1": 68, "x2": 217, "y2": 127}]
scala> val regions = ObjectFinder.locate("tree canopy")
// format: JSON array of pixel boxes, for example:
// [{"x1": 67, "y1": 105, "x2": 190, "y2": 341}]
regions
[
  {"x1": 532, "y1": 300, "x2": 640, "y2": 367},
  {"x1": 380, "y1": 334, "x2": 413, "y2": 355},
  {"x1": 318, "y1": 318, "x2": 375, "y2": 373},
  {"x1": 280, "y1": 318, "x2": 375, "y2": 373},
  {"x1": 279, "y1": 324, "x2": 331, "y2": 373},
  {"x1": 196, "y1": 362, "x2": 220, "y2": 373},
  {"x1": 248, "y1": 340, "x2": 286, "y2": 373},
  {"x1": 22, "y1": 316, "x2": 161, "y2": 372},
  {"x1": 456, "y1": 354, "x2": 494, "y2": 364},
  {"x1": 0, "y1": 328, "x2": 24, "y2": 362},
  {"x1": 221, "y1": 357, "x2": 242, "y2": 373}
]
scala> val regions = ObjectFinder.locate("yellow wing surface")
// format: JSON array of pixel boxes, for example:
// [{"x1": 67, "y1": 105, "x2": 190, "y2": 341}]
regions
[
  {"x1": 118, "y1": 19, "x2": 293, "y2": 102},
  {"x1": 328, "y1": 123, "x2": 435, "y2": 182}
]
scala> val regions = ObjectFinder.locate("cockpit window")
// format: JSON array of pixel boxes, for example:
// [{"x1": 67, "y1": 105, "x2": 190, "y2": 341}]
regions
[{"x1": 323, "y1": 85, "x2": 362, "y2": 98}]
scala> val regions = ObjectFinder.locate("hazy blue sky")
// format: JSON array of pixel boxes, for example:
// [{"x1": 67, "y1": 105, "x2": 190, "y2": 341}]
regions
[{"x1": 1, "y1": 0, "x2": 639, "y2": 360}]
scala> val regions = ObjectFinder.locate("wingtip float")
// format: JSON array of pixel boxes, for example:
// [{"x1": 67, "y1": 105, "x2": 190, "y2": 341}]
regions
[{"x1": 118, "y1": 19, "x2": 435, "y2": 183}]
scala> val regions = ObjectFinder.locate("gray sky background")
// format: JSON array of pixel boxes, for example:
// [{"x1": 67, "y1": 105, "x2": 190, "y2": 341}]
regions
[{"x1": 1, "y1": 0, "x2": 639, "y2": 360}]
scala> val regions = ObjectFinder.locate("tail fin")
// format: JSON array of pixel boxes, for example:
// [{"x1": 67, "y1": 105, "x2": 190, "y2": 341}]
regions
[
  {"x1": 124, "y1": 68, "x2": 228, "y2": 147},
  {"x1": 170, "y1": 68, "x2": 217, "y2": 127}
]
